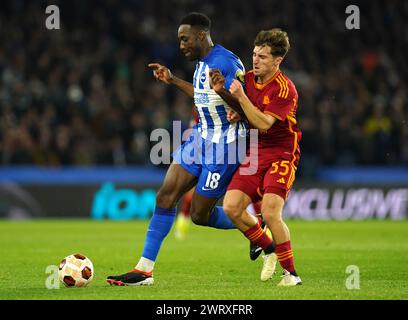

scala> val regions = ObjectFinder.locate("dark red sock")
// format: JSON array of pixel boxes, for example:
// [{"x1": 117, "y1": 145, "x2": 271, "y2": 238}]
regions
[
  {"x1": 275, "y1": 240, "x2": 295, "y2": 273},
  {"x1": 244, "y1": 223, "x2": 273, "y2": 251}
]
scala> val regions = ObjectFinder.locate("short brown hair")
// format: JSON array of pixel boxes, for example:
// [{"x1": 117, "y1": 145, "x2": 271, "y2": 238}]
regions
[{"x1": 254, "y1": 28, "x2": 290, "y2": 57}]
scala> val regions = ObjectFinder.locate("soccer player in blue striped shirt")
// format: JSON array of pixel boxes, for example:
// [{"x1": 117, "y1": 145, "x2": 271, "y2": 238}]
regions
[{"x1": 106, "y1": 12, "x2": 261, "y2": 286}]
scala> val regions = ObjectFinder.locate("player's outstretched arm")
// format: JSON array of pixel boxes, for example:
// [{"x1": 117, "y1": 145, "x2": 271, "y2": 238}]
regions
[
  {"x1": 229, "y1": 80, "x2": 276, "y2": 131},
  {"x1": 148, "y1": 63, "x2": 194, "y2": 98},
  {"x1": 209, "y1": 69, "x2": 245, "y2": 117}
]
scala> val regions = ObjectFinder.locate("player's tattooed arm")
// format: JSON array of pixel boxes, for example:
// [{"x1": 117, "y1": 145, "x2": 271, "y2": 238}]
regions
[
  {"x1": 209, "y1": 69, "x2": 246, "y2": 118},
  {"x1": 148, "y1": 63, "x2": 194, "y2": 98}
]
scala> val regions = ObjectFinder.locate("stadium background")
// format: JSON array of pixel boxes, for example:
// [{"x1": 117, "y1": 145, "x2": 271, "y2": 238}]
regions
[
  {"x1": 0, "y1": 0, "x2": 407, "y2": 220},
  {"x1": 0, "y1": 0, "x2": 407, "y2": 302}
]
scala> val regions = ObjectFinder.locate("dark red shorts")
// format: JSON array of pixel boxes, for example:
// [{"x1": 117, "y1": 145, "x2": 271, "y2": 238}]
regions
[{"x1": 227, "y1": 147, "x2": 299, "y2": 202}]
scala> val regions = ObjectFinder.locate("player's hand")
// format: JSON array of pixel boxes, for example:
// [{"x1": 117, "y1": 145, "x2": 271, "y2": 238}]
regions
[
  {"x1": 148, "y1": 63, "x2": 173, "y2": 84},
  {"x1": 209, "y1": 69, "x2": 225, "y2": 93},
  {"x1": 226, "y1": 108, "x2": 242, "y2": 123},
  {"x1": 229, "y1": 79, "x2": 245, "y2": 99}
]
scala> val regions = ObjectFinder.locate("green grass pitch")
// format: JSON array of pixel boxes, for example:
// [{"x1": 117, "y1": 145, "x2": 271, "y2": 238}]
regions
[{"x1": 0, "y1": 219, "x2": 407, "y2": 300}]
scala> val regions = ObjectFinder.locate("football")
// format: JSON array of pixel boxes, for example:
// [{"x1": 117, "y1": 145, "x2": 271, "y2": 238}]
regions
[{"x1": 58, "y1": 253, "x2": 94, "y2": 287}]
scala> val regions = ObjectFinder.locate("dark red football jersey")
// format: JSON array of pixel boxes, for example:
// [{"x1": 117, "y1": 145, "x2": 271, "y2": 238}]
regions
[{"x1": 244, "y1": 70, "x2": 302, "y2": 164}]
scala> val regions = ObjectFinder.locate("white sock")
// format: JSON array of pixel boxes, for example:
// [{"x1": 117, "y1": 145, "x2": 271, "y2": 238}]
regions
[{"x1": 135, "y1": 257, "x2": 155, "y2": 273}]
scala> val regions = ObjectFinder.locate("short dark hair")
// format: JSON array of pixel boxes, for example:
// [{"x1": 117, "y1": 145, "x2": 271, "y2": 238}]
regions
[
  {"x1": 180, "y1": 12, "x2": 211, "y2": 31},
  {"x1": 254, "y1": 28, "x2": 290, "y2": 57}
]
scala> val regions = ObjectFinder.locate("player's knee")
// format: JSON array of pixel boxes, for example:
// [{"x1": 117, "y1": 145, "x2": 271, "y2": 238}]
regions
[
  {"x1": 263, "y1": 209, "x2": 283, "y2": 225},
  {"x1": 190, "y1": 211, "x2": 208, "y2": 226},
  {"x1": 223, "y1": 202, "x2": 245, "y2": 221},
  {"x1": 262, "y1": 197, "x2": 284, "y2": 220}
]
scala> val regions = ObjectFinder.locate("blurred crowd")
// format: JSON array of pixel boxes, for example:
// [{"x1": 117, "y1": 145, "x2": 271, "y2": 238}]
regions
[{"x1": 0, "y1": 0, "x2": 407, "y2": 176}]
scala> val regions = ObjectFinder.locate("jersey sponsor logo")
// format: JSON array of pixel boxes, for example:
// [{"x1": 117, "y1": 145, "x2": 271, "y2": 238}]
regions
[{"x1": 194, "y1": 92, "x2": 210, "y2": 104}]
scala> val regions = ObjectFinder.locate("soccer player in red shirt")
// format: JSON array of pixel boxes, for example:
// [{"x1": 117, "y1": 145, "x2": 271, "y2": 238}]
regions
[{"x1": 211, "y1": 28, "x2": 302, "y2": 286}]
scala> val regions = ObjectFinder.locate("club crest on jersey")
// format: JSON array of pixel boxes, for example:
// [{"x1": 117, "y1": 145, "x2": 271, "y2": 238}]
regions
[
  {"x1": 263, "y1": 96, "x2": 270, "y2": 104},
  {"x1": 200, "y1": 72, "x2": 207, "y2": 84}
]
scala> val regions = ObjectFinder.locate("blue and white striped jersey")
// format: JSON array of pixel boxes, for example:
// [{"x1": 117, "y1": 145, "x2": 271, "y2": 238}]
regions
[{"x1": 193, "y1": 44, "x2": 247, "y2": 144}]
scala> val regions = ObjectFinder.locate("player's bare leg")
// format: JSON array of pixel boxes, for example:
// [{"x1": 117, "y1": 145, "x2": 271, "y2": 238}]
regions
[
  {"x1": 261, "y1": 194, "x2": 289, "y2": 243},
  {"x1": 155, "y1": 162, "x2": 198, "y2": 209},
  {"x1": 261, "y1": 193, "x2": 301, "y2": 286},
  {"x1": 223, "y1": 190, "x2": 257, "y2": 229},
  {"x1": 106, "y1": 162, "x2": 197, "y2": 286},
  {"x1": 223, "y1": 190, "x2": 277, "y2": 281}
]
